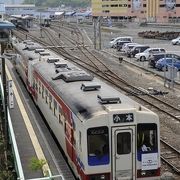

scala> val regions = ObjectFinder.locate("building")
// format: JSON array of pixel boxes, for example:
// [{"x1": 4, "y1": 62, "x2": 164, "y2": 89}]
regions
[
  {"x1": 92, "y1": 0, "x2": 180, "y2": 23},
  {"x1": 5, "y1": 4, "x2": 35, "y2": 16}
]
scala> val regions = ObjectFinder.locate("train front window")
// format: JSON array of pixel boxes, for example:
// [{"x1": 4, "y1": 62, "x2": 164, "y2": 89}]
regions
[
  {"x1": 87, "y1": 126, "x2": 109, "y2": 166},
  {"x1": 137, "y1": 123, "x2": 158, "y2": 155},
  {"x1": 117, "y1": 132, "x2": 131, "y2": 155}
]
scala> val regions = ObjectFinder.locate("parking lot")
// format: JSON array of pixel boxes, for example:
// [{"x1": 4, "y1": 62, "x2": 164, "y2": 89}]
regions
[{"x1": 101, "y1": 23, "x2": 180, "y2": 83}]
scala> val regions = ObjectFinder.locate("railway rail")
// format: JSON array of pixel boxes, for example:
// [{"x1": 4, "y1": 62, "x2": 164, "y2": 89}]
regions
[
  {"x1": 12, "y1": 27, "x2": 180, "y2": 175},
  {"x1": 160, "y1": 139, "x2": 180, "y2": 174}
]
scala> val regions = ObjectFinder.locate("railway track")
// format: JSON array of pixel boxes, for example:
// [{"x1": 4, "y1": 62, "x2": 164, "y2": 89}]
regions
[
  {"x1": 12, "y1": 27, "x2": 180, "y2": 175},
  {"x1": 160, "y1": 139, "x2": 180, "y2": 174}
]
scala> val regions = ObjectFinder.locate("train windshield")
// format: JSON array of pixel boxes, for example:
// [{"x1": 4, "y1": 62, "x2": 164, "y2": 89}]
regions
[
  {"x1": 87, "y1": 126, "x2": 109, "y2": 166},
  {"x1": 137, "y1": 123, "x2": 158, "y2": 160}
]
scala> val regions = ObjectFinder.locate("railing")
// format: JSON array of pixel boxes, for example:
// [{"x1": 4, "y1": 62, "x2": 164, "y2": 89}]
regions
[{"x1": 0, "y1": 76, "x2": 64, "y2": 180}]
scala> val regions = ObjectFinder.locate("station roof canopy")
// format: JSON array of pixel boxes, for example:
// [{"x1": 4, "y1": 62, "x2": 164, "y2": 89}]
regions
[
  {"x1": 65, "y1": 11, "x2": 76, "y2": 16},
  {"x1": 54, "y1": 12, "x2": 64, "y2": 16},
  {"x1": 0, "y1": 20, "x2": 15, "y2": 29},
  {"x1": 11, "y1": 15, "x2": 34, "y2": 20}
]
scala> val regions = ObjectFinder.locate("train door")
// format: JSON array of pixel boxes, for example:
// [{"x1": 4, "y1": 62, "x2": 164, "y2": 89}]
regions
[{"x1": 112, "y1": 126, "x2": 135, "y2": 180}]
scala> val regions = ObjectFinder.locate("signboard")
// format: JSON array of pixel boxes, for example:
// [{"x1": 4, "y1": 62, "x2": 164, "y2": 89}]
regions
[
  {"x1": 142, "y1": 153, "x2": 158, "y2": 170},
  {"x1": 8, "y1": 80, "x2": 14, "y2": 109},
  {"x1": 113, "y1": 113, "x2": 134, "y2": 123}
]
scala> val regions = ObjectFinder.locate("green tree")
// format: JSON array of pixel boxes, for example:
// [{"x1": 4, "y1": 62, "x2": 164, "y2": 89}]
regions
[{"x1": 23, "y1": 0, "x2": 90, "y2": 7}]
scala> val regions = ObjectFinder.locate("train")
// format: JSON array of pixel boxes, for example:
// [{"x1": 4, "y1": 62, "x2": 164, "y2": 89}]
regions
[{"x1": 13, "y1": 39, "x2": 161, "y2": 180}]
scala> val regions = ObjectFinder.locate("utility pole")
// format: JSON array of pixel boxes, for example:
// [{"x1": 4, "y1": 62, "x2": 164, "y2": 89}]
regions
[
  {"x1": 93, "y1": 17, "x2": 96, "y2": 49},
  {"x1": 98, "y1": 17, "x2": 102, "y2": 50},
  {"x1": 93, "y1": 16, "x2": 102, "y2": 50}
]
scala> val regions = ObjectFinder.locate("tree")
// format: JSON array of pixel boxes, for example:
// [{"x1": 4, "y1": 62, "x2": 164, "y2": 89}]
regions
[{"x1": 23, "y1": 0, "x2": 90, "y2": 7}]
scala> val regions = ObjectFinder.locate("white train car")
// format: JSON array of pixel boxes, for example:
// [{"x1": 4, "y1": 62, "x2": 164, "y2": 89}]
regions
[{"x1": 14, "y1": 40, "x2": 161, "y2": 180}]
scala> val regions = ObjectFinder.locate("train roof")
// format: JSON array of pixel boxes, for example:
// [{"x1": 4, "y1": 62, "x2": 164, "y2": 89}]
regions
[{"x1": 14, "y1": 40, "x2": 155, "y2": 120}]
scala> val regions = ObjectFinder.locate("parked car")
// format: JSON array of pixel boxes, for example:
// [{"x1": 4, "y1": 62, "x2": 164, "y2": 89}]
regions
[
  {"x1": 109, "y1": 36, "x2": 133, "y2": 48},
  {"x1": 155, "y1": 57, "x2": 180, "y2": 71},
  {"x1": 135, "y1": 48, "x2": 166, "y2": 61},
  {"x1": 121, "y1": 43, "x2": 139, "y2": 53},
  {"x1": 171, "y1": 37, "x2": 180, "y2": 45},
  {"x1": 127, "y1": 45, "x2": 150, "y2": 58},
  {"x1": 116, "y1": 41, "x2": 132, "y2": 51},
  {"x1": 149, "y1": 53, "x2": 180, "y2": 68}
]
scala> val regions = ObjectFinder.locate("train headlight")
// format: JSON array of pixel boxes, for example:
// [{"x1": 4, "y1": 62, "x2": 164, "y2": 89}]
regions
[
  {"x1": 141, "y1": 171, "x2": 146, "y2": 176},
  {"x1": 100, "y1": 175, "x2": 105, "y2": 179}
]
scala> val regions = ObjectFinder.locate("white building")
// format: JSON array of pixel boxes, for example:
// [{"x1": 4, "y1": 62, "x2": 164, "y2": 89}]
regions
[{"x1": 5, "y1": 4, "x2": 35, "y2": 16}]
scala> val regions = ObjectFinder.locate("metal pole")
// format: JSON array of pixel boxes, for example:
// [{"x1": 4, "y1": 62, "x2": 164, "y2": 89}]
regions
[
  {"x1": 93, "y1": 17, "x2": 96, "y2": 49},
  {"x1": 98, "y1": 17, "x2": 101, "y2": 50},
  {"x1": 1, "y1": 42, "x2": 8, "y2": 150},
  {"x1": 171, "y1": 57, "x2": 174, "y2": 88},
  {"x1": 164, "y1": 54, "x2": 167, "y2": 87}
]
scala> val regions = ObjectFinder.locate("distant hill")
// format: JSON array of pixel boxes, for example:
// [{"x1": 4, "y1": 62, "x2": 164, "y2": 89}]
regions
[{"x1": 23, "y1": 0, "x2": 90, "y2": 7}]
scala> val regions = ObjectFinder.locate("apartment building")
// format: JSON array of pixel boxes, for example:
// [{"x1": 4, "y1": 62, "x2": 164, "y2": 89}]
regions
[{"x1": 92, "y1": 0, "x2": 180, "y2": 23}]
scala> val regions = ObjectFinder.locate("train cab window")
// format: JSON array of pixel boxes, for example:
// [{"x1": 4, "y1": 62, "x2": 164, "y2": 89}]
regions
[
  {"x1": 117, "y1": 132, "x2": 131, "y2": 154},
  {"x1": 137, "y1": 123, "x2": 158, "y2": 160},
  {"x1": 87, "y1": 126, "x2": 109, "y2": 166}
]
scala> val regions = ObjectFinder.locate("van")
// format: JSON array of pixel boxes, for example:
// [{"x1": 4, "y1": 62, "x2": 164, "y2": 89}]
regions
[
  {"x1": 109, "y1": 36, "x2": 133, "y2": 48},
  {"x1": 127, "y1": 45, "x2": 150, "y2": 57},
  {"x1": 116, "y1": 41, "x2": 132, "y2": 51}
]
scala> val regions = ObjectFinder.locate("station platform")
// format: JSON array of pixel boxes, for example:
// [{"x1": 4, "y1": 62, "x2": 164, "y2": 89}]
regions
[{"x1": 5, "y1": 60, "x2": 75, "y2": 179}]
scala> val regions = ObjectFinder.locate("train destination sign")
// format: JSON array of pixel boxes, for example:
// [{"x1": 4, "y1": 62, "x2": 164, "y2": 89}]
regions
[{"x1": 113, "y1": 113, "x2": 134, "y2": 123}]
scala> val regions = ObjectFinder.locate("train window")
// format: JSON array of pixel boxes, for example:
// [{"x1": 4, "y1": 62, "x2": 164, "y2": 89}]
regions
[
  {"x1": 58, "y1": 105, "x2": 63, "y2": 125},
  {"x1": 137, "y1": 123, "x2": 158, "y2": 160},
  {"x1": 39, "y1": 81, "x2": 41, "y2": 94},
  {"x1": 45, "y1": 89, "x2": 48, "y2": 104},
  {"x1": 54, "y1": 100, "x2": 57, "y2": 117},
  {"x1": 87, "y1": 126, "x2": 109, "y2": 166},
  {"x1": 35, "y1": 80, "x2": 38, "y2": 91},
  {"x1": 79, "y1": 131, "x2": 82, "y2": 151},
  {"x1": 42, "y1": 85, "x2": 44, "y2": 99},
  {"x1": 49, "y1": 94, "x2": 52, "y2": 110},
  {"x1": 117, "y1": 132, "x2": 131, "y2": 155}
]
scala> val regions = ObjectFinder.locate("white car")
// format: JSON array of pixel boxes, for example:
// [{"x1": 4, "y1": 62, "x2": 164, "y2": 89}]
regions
[
  {"x1": 135, "y1": 48, "x2": 166, "y2": 61},
  {"x1": 121, "y1": 43, "x2": 139, "y2": 53},
  {"x1": 171, "y1": 37, "x2": 180, "y2": 45},
  {"x1": 109, "y1": 36, "x2": 133, "y2": 48}
]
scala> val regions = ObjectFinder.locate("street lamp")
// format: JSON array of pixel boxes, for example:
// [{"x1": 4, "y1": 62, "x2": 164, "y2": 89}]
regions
[{"x1": 0, "y1": 20, "x2": 15, "y2": 149}]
